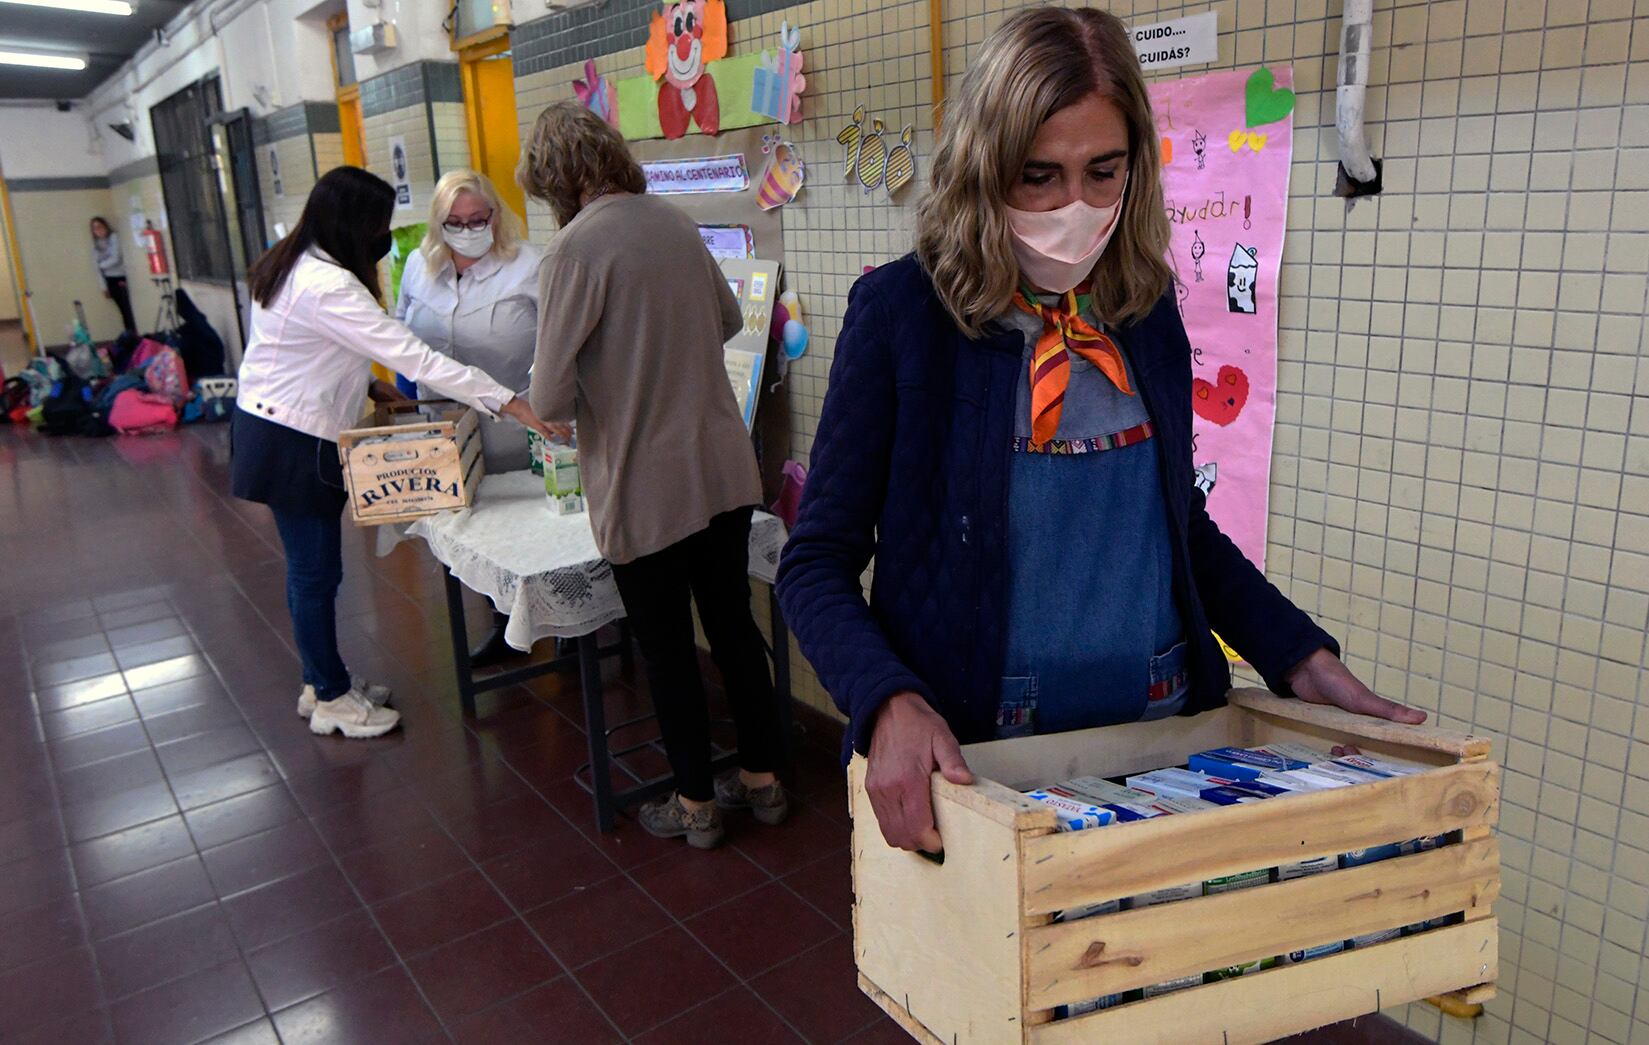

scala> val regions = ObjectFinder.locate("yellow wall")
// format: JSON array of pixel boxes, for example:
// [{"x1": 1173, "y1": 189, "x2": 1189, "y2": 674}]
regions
[
  {"x1": 0, "y1": 197, "x2": 19, "y2": 323},
  {"x1": 6, "y1": 185, "x2": 119, "y2": 344}
]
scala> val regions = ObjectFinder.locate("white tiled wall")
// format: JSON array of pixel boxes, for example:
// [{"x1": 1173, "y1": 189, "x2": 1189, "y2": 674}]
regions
[{"x1": 364, "y1": 107, "x2": 441, "y2": 223}]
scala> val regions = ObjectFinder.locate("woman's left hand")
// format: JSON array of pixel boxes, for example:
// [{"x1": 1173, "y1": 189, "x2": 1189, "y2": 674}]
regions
[
  {"x1": 369, "y1": 379, "x2": 410, "y2": 404},
  {"x1": 1285, "y1": 648, "x2": 1427, "y2": 724}
]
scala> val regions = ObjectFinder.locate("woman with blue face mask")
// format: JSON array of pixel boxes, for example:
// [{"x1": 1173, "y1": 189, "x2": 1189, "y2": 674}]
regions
[
  {"x1": 397, "y1": 170, "x2": 545, "y2": 666},
  {"x1": 776, "y1": 7, "x2": 1426, "y2": 854}
]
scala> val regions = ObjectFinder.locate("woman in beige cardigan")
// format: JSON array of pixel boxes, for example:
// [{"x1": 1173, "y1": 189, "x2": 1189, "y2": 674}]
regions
[{"x1": 520, "y1": 101, "x2": 786, "y2": 849}]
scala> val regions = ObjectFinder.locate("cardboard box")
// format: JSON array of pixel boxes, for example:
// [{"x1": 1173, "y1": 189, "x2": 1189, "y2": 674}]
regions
[
  {"x1": 337, "y1": 400, "x2": 483, "y2": 526},
  {"x1": 849, "y1": 690, "x2": 1501, "y2": 1044}
]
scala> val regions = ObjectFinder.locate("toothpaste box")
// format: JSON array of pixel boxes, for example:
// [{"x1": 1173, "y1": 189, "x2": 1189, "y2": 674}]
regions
[
  {"x1": 1340, "y1": 843, "x2": 1404, "y2": 868},
  {"x1": 1052, "y1": 897, "x2": 1122, "y2": 923},
  {"x1": 1276, "y1": 854, "x2": 1338, "y2": 880},
  {"x1": 1250, "y1": 742, "x2": 1334, "y2": 765},
  {"x1": 1139, "y1": 974, "x2": 1204, "y2": 998},
  {"x1": 1026, "y1": 786, "x2": 1118, "y2": 832},
  {"x1": 1256, "y1": 769, "x2": 1350, "y2": 792},
  {"x1": 1205, "y1": 956, "x2": 1277, "y2": 981},
  {"x1": 1124, "y1": 881, "x2": 1202, "y2": 909},
  {"x1": 1281, "y1": 939, "x2": 1346, "y2": 964},
  {"x1": 1126, "y1": 768, "x2": 1239, "y2": 801},
  {"x1": 1347, "y1": 927, "x2": 1401, "y2": 949},
  {"x1": 1205, "y1": 869, "x2": 1270, "y2": 894},
  {"x1": 1397, "y1": 836, "x2": 1455, "y2": 932},
  {"x1": 1288, "y1": 762, "x2": 1388, "y2": 788},
  {"x1": 1188, "y1": 746, "x2": 1314, "y2": 781},
  {"x1": 1332, "y1": 753, "x2": 1428, "y2": 779},
  {"x1": 1059, "y1": 778, "x2": 1160, "y2": 822},
  {"x1": 1054, "y1": 991, "x2": 1126, "y2": 1019},
  {"x1": 1198, "y1": 785, "x2": 1271, "y2": 806}
]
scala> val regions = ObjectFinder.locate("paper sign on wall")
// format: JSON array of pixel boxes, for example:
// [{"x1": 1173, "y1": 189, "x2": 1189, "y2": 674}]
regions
[
  {"x1": 268, "y1": 146, "x2": 283, "y2": 198},
  {"x1": 699, "y1": 224, "x2": 754, "y2": 259},
  {"x1": 1130, "y1": 11, "x2": 1218, "y2": 71},
  {"x1": 388, "y1": 136, "x2": 412, "y2": 210},
  {"x1": 718, "y1": 257, "x2": 779, "y2": 430},
  {"x1": 1150, "y1": 66, "x2": 1292, "y2": 571},
  {"x1": 641, "y1": 154, "x2": 750, "y2": 194}
]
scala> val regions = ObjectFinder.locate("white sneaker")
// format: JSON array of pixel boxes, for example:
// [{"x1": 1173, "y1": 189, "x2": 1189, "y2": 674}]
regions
[
  {"x1": 308, "y1": 690, "x2": 402, "y2": 739},
  {"x1": 297, "y1": 677, "x2": 393, "y2": 718}
]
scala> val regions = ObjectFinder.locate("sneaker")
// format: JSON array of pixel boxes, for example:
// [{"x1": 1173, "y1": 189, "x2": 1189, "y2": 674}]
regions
[
  {"x1": 297, "y1": 677, "x2": 392, "y2": 718},
  {"x1": 714, "y1": 770, "x2": 789, "y2": 826},
  {"x1": 308, "y1": 690, "x2": 402, "y2": 739},
  {"x1": 638, "y1": 793, "x2": 725, "y2": 849}
]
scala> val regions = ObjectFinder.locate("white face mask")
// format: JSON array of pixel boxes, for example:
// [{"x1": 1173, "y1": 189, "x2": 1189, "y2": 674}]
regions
[
  {"x1": 443, "y1": 224, "x2": 495, "y2": 260},
  {"x1": 1005, "y1": 175, "x2": 1128, "y2": 293}
]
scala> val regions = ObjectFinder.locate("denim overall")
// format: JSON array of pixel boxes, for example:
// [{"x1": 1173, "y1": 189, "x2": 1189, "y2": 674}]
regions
[{"x1": 995, "y1": 301, "x2": 1189, "y2": 738}]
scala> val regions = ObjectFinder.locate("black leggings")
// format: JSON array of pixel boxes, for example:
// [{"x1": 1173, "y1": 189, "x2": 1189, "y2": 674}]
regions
[
  {"x1": 105, "y1": 276, "x2": 137, "y2": 334},
  {"x1": 609, "y1": 506, "x2": 783, "y2": 802}
]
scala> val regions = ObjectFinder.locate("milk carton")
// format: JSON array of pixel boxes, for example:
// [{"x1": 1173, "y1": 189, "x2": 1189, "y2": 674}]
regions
[{"x1": 544, "y1": 443, "x2": 585, "y2": 515}]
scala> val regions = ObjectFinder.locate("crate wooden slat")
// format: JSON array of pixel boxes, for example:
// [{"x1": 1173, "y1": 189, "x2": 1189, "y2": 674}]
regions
[{"x1": 850, "y1": 688, "x2": 1501, "y2": 1045}]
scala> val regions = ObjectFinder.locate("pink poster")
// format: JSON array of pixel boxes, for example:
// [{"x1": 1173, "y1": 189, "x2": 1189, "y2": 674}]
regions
[{"x1": 1148, "y1": 67, "x2": 1294, "y2": 571}]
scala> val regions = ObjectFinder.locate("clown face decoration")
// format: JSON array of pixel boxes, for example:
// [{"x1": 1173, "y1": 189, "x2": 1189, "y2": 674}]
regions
[{"x1": 645, "y1": 0, "x2": 728, "y2": 139}]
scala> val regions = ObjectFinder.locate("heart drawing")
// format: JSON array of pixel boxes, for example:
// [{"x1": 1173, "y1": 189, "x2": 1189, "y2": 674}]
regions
[
  {"x1": 1192, "y1": 365, "x2": 1250, "y2": 426},
  {"x1": 1244, "y1": 66, "x2": 1295, "y2": 128},
  {"x1": 1227, "y1": 130, "x2": 1268, "y2": 153}
]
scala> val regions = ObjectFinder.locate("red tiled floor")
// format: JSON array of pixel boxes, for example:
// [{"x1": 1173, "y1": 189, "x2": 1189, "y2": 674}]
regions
[
  {"x1": 270, "y1": 966, "x2": 445, "y2": 1043},
  {"x1": 0, "y1": 425, "x2": 1406, "y2": 1044},
  {"x1": 405, "y1": 918, "x2": 563, "y2": 1022}
]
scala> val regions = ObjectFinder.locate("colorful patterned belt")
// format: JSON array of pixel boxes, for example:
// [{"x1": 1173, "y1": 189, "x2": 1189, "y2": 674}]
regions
[{"x1": 1013, "y1": 420, "x2": 1155, "y2": 455}]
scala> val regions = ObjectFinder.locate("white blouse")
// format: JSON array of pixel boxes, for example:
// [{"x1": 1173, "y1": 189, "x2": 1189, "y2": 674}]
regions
[
  {"x1": 237, "y1": 249, "x2": 512, "y2": 443},
  {"x1": 397, "y1": 243, "x2": 543, "y2": 470}
]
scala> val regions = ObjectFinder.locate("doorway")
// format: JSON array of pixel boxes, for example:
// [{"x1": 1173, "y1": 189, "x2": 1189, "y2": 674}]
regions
[{"x1": 459, "y1": 37, "x2": 525, "y2": 223}]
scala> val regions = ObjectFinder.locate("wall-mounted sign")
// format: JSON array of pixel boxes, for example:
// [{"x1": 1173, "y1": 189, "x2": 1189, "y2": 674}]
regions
[
  {"x1": 388, "y1": 135, "x2": 412, "y2": 210},
  {"x1": 1130, "y1": 11, "x2": 1218, "y2": 71},
  {"x1": 642, "y1": 154, "x2": 750, "y2": 195}
]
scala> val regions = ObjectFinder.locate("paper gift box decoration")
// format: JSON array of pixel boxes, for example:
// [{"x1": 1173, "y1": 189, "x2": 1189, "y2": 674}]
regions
[
  {"x1": 574, "y1": 60, "x2": 618, "y2": 128},
  {"x1": 756, "y1": 135, "x2": 804, "y2": 211},
  {"x1": 751, "y1": 21, "x2": 805, "y2": 124}
]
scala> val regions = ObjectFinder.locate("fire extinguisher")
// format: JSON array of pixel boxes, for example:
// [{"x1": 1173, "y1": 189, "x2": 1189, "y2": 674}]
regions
[{"x1": 140, "y1": 222, "x2": 170, "y2": 277}]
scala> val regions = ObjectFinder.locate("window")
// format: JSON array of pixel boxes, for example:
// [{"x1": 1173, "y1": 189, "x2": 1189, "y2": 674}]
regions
[{"x1": 150, "y1": 76, "x2": 234, "y2": 283}]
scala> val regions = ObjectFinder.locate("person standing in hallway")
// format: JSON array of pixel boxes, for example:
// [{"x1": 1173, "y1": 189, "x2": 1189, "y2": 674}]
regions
[
  {"x1": 397, "y1": 169, "x2": 542, "y2": 668},
  {"x1": 90, "y1": 217, "x2": 137, "y2": 334},
  {"x1": 777, "y1": 7, "x2": 1425, "y2": 855},
  {"x1": 519, "y1": 101, "x2": 787, "y2": 848},
  {"x1": 233, "y1": 166, "x2": 558, "y2": 740}
]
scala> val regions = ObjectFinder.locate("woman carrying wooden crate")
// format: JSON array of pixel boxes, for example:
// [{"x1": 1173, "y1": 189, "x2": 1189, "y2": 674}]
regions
[
  {"x1": 776, "y1": 7, "x2": 1426, "y2": 853},
  {"x1": 233, "y1": 166, "x2": 558, "y2": 740}
]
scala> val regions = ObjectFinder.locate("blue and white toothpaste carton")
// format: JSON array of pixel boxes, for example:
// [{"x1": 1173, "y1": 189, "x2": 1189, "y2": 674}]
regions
[
  {"x1": 1125, "y1": 768, "x2": 1241, "y2": 801},
  {"x1": 1188, "y1": 745, "x2": 1316, "y2": 781},
  {"x1": 1026, "y1": 785, "x2": 1118, "y2": 832},
  {"x1": 1331, "y1": 753, "x2": 1428, "y2": 779},
  {"x1": 1341, "y1": 844, "x2": 1407, "y2": 948},
  {"x1": 1274, "y1": 854, "x2": 1344, "y2": 962}
]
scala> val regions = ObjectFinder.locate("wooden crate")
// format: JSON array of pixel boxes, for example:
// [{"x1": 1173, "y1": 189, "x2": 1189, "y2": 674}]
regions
[
  {"x1": 337, "y1": 400, "x2": 484, "y2": 526},
  {"x1": 850, "y1": 689, "x2": 1500, "y2": 1045}
]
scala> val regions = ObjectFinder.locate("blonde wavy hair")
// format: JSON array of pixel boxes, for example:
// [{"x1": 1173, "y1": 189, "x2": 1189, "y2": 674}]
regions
[
  {"x1": 420, "y1": 169, "x2": 525, "y2": 270},
  {"x1": 915, "y1": 7, "x2": 1173, "y2": 336},
  {"x1": 516, "y1": 101, "x2": 647, "y2": 228}
]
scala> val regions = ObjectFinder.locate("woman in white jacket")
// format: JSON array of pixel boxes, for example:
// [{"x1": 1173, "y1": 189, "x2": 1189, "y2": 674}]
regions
[{"x1": 233, "y1": 166, "x2": 556, "y2": 739}]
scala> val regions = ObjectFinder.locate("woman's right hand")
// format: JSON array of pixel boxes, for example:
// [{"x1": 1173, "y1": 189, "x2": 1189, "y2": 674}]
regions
[
  {"x1": 865, "y1": 692, "x2": 974, "y2": 853},
  {"x1": 499, "y1": 396, "x2": 566, "y2": 442}
]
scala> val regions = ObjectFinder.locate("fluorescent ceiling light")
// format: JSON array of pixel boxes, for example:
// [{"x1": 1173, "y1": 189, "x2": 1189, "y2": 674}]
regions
[
  {"x1": 1, "y1": 0, "x2": 132, "y2": 14},
  {"x1": 0, "y1": 49, "x2": 87, "y2": 69}
]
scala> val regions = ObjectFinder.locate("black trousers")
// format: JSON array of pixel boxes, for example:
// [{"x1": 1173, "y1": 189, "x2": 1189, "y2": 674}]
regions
[
  {"x1": 104, "y1": 276, "x2": 137, "y2": 334},
  {"x1": 609, "y1": 506, "x2": 783, "y2": 802}
]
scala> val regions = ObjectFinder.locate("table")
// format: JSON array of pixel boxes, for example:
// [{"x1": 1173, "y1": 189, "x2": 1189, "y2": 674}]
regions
[{"x1": 381, "y1": 471, "x2": 794, "y2": 831}]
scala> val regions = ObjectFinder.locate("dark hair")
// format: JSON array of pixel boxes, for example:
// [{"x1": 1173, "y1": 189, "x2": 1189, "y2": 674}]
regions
[
  {"x1": 89, "y1": 216, "x2": 111, "y2": 238},
  {"x1": 517, "y1": 101, "x2": 647, "y2": 227},
  {"x1": 248, "y1": 166, "x2": 396, "y2": 306}
]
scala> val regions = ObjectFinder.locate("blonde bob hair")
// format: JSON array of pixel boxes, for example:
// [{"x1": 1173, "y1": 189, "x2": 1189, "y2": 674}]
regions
[
  {"x1": 420, "y1": 169, "x2": 525, "y2": 269},
  {"x1": 915, "y1": 7, "x2": 1172, "y2": 336},
  {"x1": 516, "y1": 101, "x2": 647, "y2": 228}
]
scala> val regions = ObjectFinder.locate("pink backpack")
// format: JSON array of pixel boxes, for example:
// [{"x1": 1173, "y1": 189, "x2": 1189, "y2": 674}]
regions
[
  {"x1": 110, "y1": 389, "x2": 178, "y2": 435},
  {"x1": 129, "y1": 338, "x2": 168, "y2": 370},
  {"x1": 144, "y1": 346, "x2": 189, "y2": 405}
]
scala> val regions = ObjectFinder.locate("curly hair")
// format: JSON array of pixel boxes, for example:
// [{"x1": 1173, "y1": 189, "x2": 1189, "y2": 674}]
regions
[{"x1": 516, "y1": 101, "x2": 647, "y2": 227}]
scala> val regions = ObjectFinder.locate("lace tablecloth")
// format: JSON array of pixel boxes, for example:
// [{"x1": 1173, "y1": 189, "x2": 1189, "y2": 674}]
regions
[{"x1": 379, "y1": 470, "x2": 787, "y2": 652}]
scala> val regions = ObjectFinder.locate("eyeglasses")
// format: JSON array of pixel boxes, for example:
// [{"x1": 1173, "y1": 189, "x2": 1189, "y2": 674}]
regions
[{"x1": 442, "y1": 212, "x2": 493, "y2": 232}]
